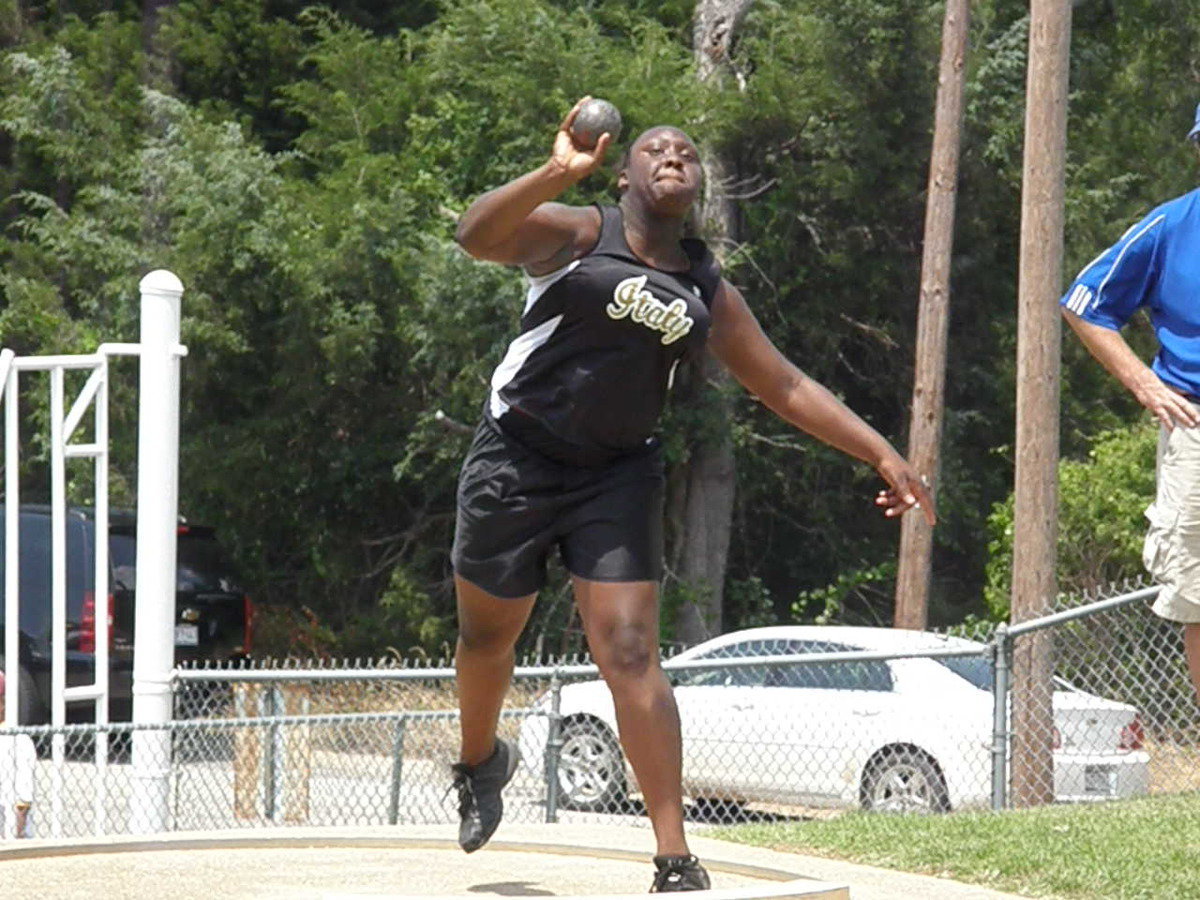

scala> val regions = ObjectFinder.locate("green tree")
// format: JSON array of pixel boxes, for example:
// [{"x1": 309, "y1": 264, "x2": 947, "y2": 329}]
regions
[{"x1": 3, "y1": 0, "x2": 1199, "y2": 655}]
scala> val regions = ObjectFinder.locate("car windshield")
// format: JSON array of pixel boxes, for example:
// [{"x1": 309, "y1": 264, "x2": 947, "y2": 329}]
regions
[
  {"x1": 936, "y1": 655, "x2": 1082, "y2": 694},
  {"x1": 937, "y1": 655, "x2": 994, "y2": 691}
]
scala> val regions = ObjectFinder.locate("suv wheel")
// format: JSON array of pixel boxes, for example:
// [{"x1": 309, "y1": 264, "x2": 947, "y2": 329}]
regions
[{"x1": 0, "y1": 657, "x2": 42, "y2": 725}]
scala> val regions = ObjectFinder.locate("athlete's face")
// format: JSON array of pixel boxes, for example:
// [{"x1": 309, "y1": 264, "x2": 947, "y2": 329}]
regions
[{"x1": 619, "y1": 127, "x2": 703, "y2": 216}]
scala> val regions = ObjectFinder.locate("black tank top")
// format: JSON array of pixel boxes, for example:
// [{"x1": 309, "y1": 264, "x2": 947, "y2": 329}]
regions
[{"x1": 486, "y1": 204, "x2": 722, "y2": 467}]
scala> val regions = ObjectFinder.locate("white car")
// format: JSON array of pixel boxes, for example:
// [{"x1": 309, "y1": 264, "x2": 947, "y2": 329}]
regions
[{"x1": 518, "y1": 625, "x2": 1150, "y2": 814}]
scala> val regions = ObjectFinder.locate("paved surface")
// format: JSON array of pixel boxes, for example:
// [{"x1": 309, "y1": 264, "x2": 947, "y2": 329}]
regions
[{"x1": 0, "y1": 823, "x2": 1033, "y2": 900}]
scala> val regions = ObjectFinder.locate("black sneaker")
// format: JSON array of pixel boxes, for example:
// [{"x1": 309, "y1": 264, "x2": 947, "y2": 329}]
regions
[
  {"x1": 450, "y1": 739, "x2": 518, "y2": 853},
  {"x1": 650, "y1": 855, "x2": 711, "y2": 892}
]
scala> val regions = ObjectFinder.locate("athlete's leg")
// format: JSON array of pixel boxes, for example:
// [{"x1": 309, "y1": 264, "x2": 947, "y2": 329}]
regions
[
  {"x1": 572, "y1": 576, "x2": 689, "y2": 858},
  {"x1": 1184, "y1": 623, "x2": 1200, "y2": 703},
  {"x1": 455, "y1": 575, "x2": 537, "y2": 765}
]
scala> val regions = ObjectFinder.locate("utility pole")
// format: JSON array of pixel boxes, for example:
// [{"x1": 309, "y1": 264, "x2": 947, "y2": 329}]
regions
[
  {"x1": 1011, "y1": 0, "x2": 1072, "y2": 807},
  {"x1": 894, "y1": 0, "x2": 971, "y2": 630}
]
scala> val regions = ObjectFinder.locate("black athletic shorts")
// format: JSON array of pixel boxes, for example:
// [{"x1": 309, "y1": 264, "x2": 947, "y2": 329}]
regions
[{"x1": 451, "y1": 418, "x2": 665, "y2": 599}]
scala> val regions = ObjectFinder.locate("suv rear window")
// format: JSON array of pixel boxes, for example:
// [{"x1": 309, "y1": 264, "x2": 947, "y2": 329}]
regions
[
  {"x1": 177, "y1": 532, "x2": 239, "y2": 593},
  {"x1": 109, "y1": 530, "x2": 239, "y2": 594}
]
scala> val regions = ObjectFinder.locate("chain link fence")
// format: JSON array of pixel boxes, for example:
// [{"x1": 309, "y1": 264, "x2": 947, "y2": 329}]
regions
[
  {"x1": 998, "y1": 584, "x2": 1197, "y2": 808},
  {"x1": 1, "y1": 584, "x2": 1195, "y2": 840}
]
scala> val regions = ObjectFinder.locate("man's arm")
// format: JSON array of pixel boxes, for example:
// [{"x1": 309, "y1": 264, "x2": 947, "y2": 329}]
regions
[{"x1": 1062, "y1": 310, "x2": 1200, "y2": 429}]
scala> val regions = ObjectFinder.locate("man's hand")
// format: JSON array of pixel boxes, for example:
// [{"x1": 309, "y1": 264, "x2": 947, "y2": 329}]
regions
[{"x1": 1131, "y1": 374, "x2": 1200, "y2": 430}]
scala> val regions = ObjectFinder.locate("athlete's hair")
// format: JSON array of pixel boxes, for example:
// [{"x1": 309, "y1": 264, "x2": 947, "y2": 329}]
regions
[{"x1": 617, "y1": 126, "x2": 698, "y2": 165}]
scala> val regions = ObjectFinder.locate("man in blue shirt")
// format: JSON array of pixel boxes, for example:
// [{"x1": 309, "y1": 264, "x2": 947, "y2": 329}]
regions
[{"x1": 1060, "y1": 102, "x2": 1200, "y2": 704}]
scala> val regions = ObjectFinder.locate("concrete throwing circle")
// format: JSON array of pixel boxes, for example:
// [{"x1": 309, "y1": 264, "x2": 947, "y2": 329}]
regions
[{"x1": 0, "y1": 833, "x2": 849, "y2": 899}]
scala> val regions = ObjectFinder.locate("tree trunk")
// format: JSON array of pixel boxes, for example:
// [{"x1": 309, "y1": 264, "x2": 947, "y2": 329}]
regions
[
  {"x1": 0, "y1": 1, "x2": 26, "y2": 46},
  {"x1": 142, "y1": 0, "x2": 177, "y2": 91},
  {"x1": 894, "y1": 0, "x2": 971, "y2": 629},
  {"x1": 669, "y1": 0, "x2": 754, "y2": 646},
  {"x1": 670, "y1": 356, "x2": 736, "y2": 645}
]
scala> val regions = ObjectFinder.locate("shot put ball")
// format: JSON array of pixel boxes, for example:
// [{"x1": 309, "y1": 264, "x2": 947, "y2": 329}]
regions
[{"x1": 570, "y1": 98, "x2": 623, "y2": 149}]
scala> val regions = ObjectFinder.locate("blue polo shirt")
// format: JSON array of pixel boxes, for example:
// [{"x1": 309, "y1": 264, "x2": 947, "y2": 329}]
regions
[{"x1": 1061, "y1": 188, "x2": 1200, "y2": 397}]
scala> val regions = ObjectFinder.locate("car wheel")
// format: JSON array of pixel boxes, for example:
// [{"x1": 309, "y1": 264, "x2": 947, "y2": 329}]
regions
[
  {"x1": 0, "y1": 656, "x2": 42, "y2": 725},
  {"x1": 555, "y1": 718, "x2": 628, "y2": 813},
  {"x1": 861, "y1": 747, "x2": 950, "y2": 814}
]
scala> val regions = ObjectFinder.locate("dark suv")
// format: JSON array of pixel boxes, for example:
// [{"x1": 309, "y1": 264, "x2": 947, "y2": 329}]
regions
[{"x1": 0, "y1": 505, "x2": 252, "y2": 724}]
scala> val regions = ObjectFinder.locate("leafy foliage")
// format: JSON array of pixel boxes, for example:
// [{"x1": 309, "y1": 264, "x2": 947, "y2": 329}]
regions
[
  {"x1": 0, "y1": 0, "x2": 1198, "y2": 653},
  {"x1": 984, "y1": 420, "x2": 1158, "y2": 618}
]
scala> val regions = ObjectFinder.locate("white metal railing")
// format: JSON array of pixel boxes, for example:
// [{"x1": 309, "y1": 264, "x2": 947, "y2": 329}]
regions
[
  {"x1": 1, "y1": 270, "x2": 186, "y2": 837},
  {"x1": 2, "y1": 345, "x2": 130, "y2": 835}
]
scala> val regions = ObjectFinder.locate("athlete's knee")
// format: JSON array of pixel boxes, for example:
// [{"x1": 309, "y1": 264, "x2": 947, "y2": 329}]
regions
[
  {"x1": 455, "y1": 577, "x2": 534, "y2": 656},
  {"x1": 456, "y1": 620, "x2": 518, "y2": 657},
  {"x1": 595, "y1": 625, "x2": 657, "y2": 682}
]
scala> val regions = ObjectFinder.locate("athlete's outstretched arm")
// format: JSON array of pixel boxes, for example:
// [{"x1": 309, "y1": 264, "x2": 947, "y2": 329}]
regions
[
  {"x1": 707, "y1": 279, "x2": 935, "y2": 525},
  {"x1": 455, "y1": 98, "x2": 609, "y2": 274}
]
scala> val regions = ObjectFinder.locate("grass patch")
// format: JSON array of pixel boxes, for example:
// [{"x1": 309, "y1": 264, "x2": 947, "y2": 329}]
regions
[{"x1": 712, "y1": 794, "x2": 1200, "y2": 900}]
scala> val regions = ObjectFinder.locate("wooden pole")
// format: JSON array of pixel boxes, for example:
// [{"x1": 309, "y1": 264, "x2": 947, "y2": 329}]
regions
[
  {"x1": 894, "y1": 0, "x2": 971, "y2": 630},
  {"x1": 233, "y1": 683, "x2": 262, "y2": 819},
  {"x1": 281, "y1": 684, "x2": 312, "y2": 824},
  {"x1": 1011, "y1": 0, "x2": 1071, "y2": 808}
]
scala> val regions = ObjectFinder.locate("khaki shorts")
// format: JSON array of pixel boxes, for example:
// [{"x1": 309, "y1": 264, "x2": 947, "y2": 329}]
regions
[{"x1": 1144, "y1": 421, "x2": 1200, "y2": 624}]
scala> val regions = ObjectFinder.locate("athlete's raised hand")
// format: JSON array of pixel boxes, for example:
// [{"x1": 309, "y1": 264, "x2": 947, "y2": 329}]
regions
[{"x1": 550, "y1": 97, "x2": 613, "y2": 180}]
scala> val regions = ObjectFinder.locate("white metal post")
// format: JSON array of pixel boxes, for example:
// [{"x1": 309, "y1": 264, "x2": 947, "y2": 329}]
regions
[
  {"x1": 93, "y1": 358, "x2": 110, "y2": 833},
  {"x1": 3, "y1": 351, "x2": 19, "y2": 725},
  {"x1": 49, "y1": 365, "x2": 66, "y2": 836},
  {"x1": 129, "y1": 269, "x2": 184, "y2": 833}
]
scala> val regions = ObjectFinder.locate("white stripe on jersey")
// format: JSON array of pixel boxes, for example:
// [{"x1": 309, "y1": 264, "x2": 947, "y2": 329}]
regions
[
  {"x1": 1065, "y1": 285, "x2": 1080, "y2": 312},
  {"x1": 489, "y1": 314, "x2": 565, "y2": 419},
  {"x1": 1090, "y1": 213, "x2": 1166, "y2": 312},
  {"x1": 1067, "y1": 283, "x2": 1093, "y2": 314},
  {"x1": 523, "y1": 260, "x2": 580, "y2": 315},
  {"x1": 1073, "y1": 219, "x2": 1143, "y2": 285}
]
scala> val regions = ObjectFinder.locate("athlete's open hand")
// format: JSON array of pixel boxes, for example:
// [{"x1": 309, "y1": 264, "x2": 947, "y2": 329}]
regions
[
  {"x1": 874, "y1": 457, "x2": 936, "y2": 526},
  {"x1": 550, "y1": 97, "x2": 613, "y2": 180}
]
